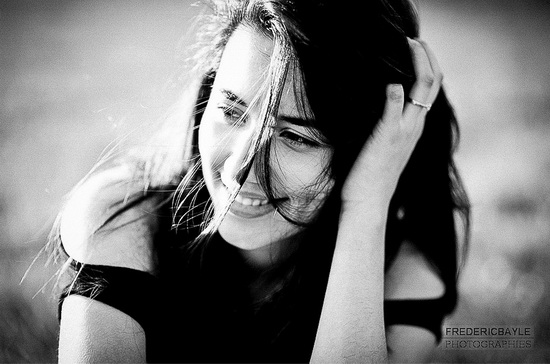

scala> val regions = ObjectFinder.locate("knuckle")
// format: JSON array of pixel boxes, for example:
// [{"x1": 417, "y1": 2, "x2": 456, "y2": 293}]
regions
[{"x1": 419, "y1": 73, "x2": 435, "y2": 87}]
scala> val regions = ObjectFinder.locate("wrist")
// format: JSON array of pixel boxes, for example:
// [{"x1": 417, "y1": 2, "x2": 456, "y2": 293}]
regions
[
  {"x1": 340, "y1": 197, "x2": 391, "y2": 219},
  {"x1": 341, "y1": 181, "x2": 395, "y2": 211},
  {"x1": 338, "y1": 201, "x2": 389, "y2": 245}
]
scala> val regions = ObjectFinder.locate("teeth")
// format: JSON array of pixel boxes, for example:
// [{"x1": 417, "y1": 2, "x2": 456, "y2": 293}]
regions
[{"x1": 234, "y1": 193, "x2": 269, "y2": 206}]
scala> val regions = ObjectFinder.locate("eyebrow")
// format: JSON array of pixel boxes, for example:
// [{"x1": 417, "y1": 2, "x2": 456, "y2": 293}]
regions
[
  {"x1": 220, "y1": 88, "x2": 315, "y2": 127},
  {"x1": 220, "y1": 89, "x2": 248, "y2": 108}
]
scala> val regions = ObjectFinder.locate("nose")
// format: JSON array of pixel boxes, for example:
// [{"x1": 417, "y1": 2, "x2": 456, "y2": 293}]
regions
[{"x1": 222, "y1": 127, "x2": 258, "y2": 188}]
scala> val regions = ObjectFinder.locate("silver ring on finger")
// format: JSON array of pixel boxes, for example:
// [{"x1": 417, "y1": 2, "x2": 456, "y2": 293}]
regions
[{"x1": 410, "y1": 98, "x2": 432, "y2": 111}]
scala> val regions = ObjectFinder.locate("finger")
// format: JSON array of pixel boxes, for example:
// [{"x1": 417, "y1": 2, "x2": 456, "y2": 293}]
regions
[
  {"x1": 403, "y1": 38, "x2": 439, "y2": 120},
  {"x1": 417, "y1": 39, "x2": 443, "y2": 104},
  {"x1": 381, "y1": 84, "x2": 404, "y2": 123}
]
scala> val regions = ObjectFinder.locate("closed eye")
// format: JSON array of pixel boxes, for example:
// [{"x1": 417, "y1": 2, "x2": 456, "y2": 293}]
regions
[{"x1": 218, "y1": 103, "x2": 246, "y2": 125}]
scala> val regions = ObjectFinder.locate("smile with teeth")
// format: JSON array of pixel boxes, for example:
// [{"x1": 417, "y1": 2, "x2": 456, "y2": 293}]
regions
[{"x1": 234, "y1": 193, "x2": 269, "y2": 206}]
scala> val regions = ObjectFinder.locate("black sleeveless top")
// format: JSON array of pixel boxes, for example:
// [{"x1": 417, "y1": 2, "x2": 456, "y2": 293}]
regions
[{"x1": 59, "y1": 232, "x2": 451, "y2": 363}]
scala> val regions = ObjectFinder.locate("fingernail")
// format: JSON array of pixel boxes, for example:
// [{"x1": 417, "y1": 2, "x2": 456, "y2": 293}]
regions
[{"x1": 387, "y1": 84, "x2": 403, "y2": 101}]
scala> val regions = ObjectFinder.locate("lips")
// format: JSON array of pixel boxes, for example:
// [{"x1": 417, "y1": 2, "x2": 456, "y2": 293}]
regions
[
  {"x1": 218, "y1": 173, "x2": 278, "y2": 218},
  {"x1": 229, "y1": 197, "x2": 275, "y2": 219},
  {"x1": 223, "y1": 188, "x2": 272, "y2": 218}
]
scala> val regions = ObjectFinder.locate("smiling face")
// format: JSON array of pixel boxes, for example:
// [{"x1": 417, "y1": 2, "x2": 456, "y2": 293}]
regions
[{"x1": 198, "y1": 26, "x2": 333, "y2": 264}]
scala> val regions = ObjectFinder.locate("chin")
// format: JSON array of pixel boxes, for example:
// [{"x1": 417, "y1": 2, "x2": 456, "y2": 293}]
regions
[{"x1": 217, "y1": 213, "x2": 300, "y2": 251}]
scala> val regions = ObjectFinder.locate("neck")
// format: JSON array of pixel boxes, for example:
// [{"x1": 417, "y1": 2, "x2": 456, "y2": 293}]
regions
[{"x1": 237, "y1": 232, "x2": 302, "y2": 271}]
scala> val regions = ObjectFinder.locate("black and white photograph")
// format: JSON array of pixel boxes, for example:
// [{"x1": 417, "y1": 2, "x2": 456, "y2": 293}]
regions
[{"x1": 1, "y1": 0, "x2": 549, "y2": 362}]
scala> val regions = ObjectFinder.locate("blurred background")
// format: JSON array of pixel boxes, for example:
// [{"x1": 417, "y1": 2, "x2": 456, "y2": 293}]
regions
[{"x1": 1, "y1": 0, "x2": 549, "y2": 362}]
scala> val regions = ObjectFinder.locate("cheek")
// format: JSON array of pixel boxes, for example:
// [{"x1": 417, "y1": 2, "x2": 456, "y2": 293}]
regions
[
  {"x1": 198, "y1": 105, "x2": 215, "y2": 153},
  {"x1": 271, "y1": 148, "x2": 334, "y2": 220},
  {"x1": 274, "y1": 148, "x2": 332, "y2": 194},
  {"x1": 198, "y1": 113, "x2": 227, "y2": 194},
  {"x1": 198, "y1": 108, "x2": 225, "y2": 169}
]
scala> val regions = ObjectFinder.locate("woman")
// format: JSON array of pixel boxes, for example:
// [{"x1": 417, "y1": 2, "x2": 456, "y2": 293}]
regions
[{"x1": 55, "y1": 0, "x2": 470, "y2": 362}]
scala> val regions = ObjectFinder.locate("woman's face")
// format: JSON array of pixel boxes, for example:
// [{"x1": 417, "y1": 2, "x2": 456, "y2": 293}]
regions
[{"x1": 199, "y1": 26, "x2": 333, "y2": 262}]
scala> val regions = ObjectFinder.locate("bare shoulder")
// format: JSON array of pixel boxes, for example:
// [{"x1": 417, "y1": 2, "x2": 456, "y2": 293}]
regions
[
  {"x1": 384, "y1": 240, "x2": 445, "y2": 300},
  {"x1": 59, "y1": 295, "x2": 146, "y2": 363},
  {"x1": 59, "y1": 166, "x2": 162, "y2": 272}
]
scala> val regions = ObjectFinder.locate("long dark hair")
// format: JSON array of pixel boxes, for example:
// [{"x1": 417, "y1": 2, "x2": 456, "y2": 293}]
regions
[{"x1": 170, "y1": 0, "x2": 469, "y2": 310}]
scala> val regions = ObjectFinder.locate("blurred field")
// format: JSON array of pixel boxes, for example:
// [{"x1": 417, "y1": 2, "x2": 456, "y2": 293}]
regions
[{"x1": 1, "y1": 0, "x2": 550, "y2": 362}]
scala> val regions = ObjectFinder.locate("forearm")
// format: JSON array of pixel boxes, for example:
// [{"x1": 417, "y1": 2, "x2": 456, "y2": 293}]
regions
[{"x1": 311, "y1": 205, "x2": 388, "y2": 363}]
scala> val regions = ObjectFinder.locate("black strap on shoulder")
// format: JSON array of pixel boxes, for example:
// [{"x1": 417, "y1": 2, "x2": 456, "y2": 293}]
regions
[
  {"x1": 59, "y1": 263, "x2": 449, "y2": 349},
  {"x1": 59, "y1": 263, "x2": 162, "y2": 334}
]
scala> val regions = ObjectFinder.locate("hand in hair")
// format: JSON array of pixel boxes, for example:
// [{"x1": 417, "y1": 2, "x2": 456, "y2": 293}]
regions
[
  {"x1": 311, "y1": 39, "x2": 444, "y2": 363},
  {"x1": 340, "y1": 38, "x2": 443, "y2": 211}
]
